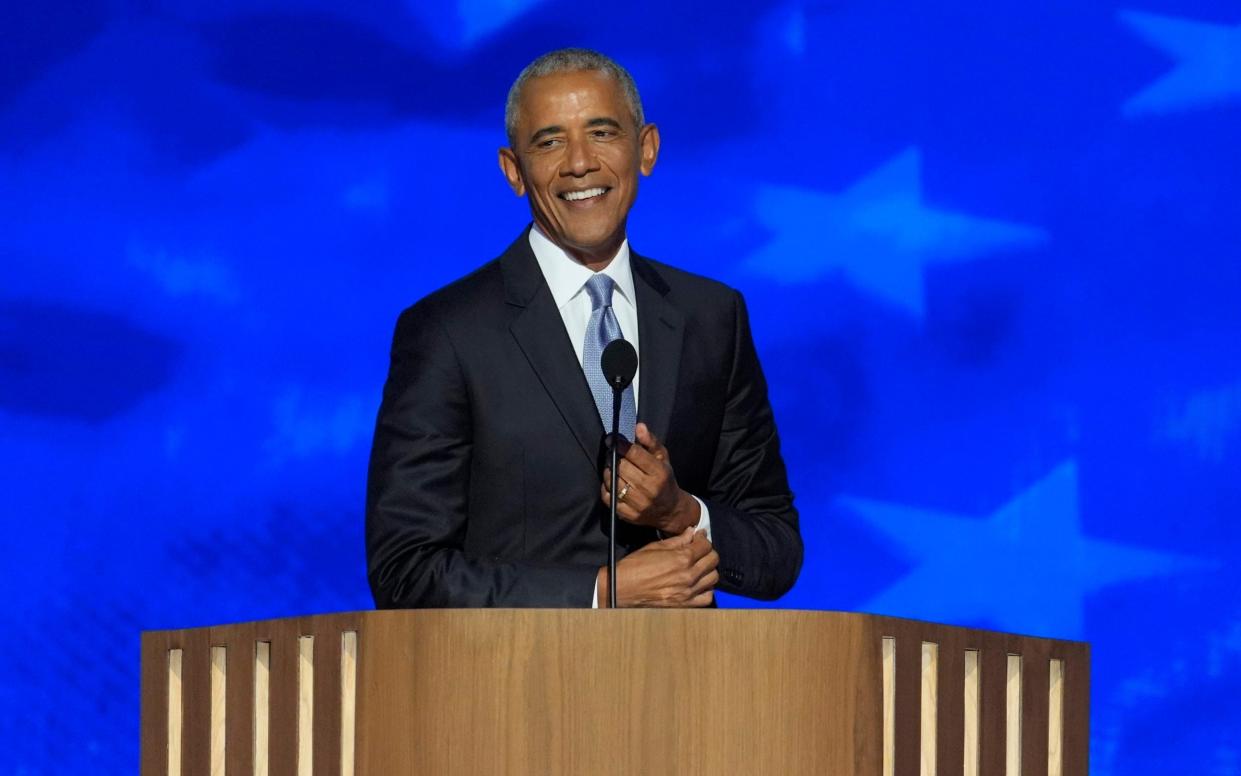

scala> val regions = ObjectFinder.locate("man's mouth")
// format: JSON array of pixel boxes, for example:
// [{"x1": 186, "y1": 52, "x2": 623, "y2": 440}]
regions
[{"x1": 559, "y1": 186, "x2": 610, "y2": 202}]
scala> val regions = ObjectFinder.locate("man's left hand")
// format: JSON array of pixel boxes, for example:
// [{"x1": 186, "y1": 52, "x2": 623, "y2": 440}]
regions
[{"x1": 601, "y1": 422, "x2": 701, "y2": 534}]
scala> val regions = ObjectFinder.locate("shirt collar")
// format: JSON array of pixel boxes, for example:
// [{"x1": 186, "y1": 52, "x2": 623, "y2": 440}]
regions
[{"x1": 528, "y1": 224, "x2": 637, "y2": 311}]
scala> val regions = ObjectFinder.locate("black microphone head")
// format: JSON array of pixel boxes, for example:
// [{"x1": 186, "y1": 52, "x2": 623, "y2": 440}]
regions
[{"x1": 601, "y1": 339, "x2": 638, "y2": 390}]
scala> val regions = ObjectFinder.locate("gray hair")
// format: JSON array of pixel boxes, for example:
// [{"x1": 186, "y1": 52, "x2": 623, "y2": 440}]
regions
[{"x1": 504, "y1": 48, "x2": 645, "y2": 146}]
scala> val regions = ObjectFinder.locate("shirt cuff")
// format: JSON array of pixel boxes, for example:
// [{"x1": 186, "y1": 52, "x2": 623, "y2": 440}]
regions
[
  {"x1": 592, "y1": 578, "x2": 600, "y2": 609},
  {"x1": 691, "y1": 495, "x2": 712, "y2": 541}
]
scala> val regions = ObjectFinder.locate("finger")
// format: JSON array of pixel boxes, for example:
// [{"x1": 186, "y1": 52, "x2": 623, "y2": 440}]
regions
[
  {"x1": 637, "y1": 423, "x2": 671, "y2": 462},
  {"x1": 686, "y1": 534, "x2": 716, "y2": 564},
  {"x1": 689, "y1": 548, "x2": 719, "y2": 580},
  {"x1": 687, "y1": 551, "x2": 719, "y2": 584},
  {"x1": 687, "y1": 588, "x2": 714, "y2": 607},
  {"x1": 602, "y1": 468, "x2": 641, "y2": 506},
  {"x1": 607, "y1": 432, "x2": 632, "y2": 459},
  {"x1": 617, "y1": 459, "x2": 656, "y2": 500},
  {"x1": 622, "y1": 440, "x2": 664, "y2": 478},
  {"x1": 616, "y1": 500, "x2": 642, "y2": 523},
  {"x1": 691, "y1": 569, "x2": 720, "y2": 597},
  {"x1": 601, "y1": 481, "x2": 644, "y2": 522},
  {"x1": 635, "y1": 422, "x2": 660, "y2": 451},
  {"x1": 608, "y1": 467, "x2": 651, "y2": 511}
]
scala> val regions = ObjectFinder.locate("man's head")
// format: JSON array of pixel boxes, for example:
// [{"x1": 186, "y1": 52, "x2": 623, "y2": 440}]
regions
[{"x1": 499, "y1": 48, "x2": 660, "y2": 269}]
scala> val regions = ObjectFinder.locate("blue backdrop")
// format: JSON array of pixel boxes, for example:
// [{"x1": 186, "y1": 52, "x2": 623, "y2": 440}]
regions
[{"x1": 2, "y1": 1, "x2": 1239, "y2": 772}]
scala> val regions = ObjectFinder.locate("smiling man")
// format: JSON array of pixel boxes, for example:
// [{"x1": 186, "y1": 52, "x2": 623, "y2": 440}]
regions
[{"x1": 366, "y1": 48, "x2": 801, "y2": 608}]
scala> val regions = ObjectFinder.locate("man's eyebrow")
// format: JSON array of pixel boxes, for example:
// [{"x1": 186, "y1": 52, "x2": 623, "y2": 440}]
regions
[
  {"x1": 528, "y1": 125, "x2": 564, "y2": 144},
  {"x1": 585, "y1": 117, "x2": 623, "y2": 130}
]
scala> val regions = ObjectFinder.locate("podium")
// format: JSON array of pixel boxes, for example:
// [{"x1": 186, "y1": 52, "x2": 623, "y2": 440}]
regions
[{"x1": 141, "y1": 610, "x2": 1088, "y2": 775}]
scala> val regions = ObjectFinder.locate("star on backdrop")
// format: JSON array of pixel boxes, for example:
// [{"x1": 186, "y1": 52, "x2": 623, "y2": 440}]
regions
[
  {"x1": 743, "y1": 147, "x2": 1046, "y2": 319},
  {"x1": 1119, "y1": 9, "x2": 1241, "y2": 116},
  {"x1": 840, "y1": 460, "x2": 1208, "y2": 638}
]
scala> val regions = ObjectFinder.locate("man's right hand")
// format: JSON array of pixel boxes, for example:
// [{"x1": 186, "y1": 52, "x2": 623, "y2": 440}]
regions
[{"x1": 596, "y1": 528, "x2": 719, "y2": 607}]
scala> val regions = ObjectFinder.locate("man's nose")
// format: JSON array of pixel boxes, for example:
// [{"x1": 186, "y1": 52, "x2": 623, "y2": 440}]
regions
[{"x1": 562, "y1": 136, "x2": 599, "y2": 177}]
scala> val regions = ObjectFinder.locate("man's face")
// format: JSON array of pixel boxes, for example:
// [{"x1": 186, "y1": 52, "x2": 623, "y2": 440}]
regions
[{"x1": 499, "y1": 70, "x2": 659, "y2": 266}]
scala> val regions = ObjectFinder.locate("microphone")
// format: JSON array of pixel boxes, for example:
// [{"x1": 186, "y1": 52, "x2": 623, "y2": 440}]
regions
[
  {"x1": 600, "y1": 339, "x2": 637, "y2": 608},
  {"x1": 601, "y1": 338, "x2": 638, "y2": 391}
]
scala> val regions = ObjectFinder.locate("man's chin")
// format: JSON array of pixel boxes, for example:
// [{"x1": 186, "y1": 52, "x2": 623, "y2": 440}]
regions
[
  {"x1": 566, "y1": 233, "x2": 625, "y2": 262},
  {"x1": 537, "y1": 220, "x2": 623, "y2": 260}
]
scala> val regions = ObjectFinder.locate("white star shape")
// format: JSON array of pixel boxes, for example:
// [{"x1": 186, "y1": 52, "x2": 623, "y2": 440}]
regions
[
  {"x1": 1120, "y1": 9, "x2": 1241, "y2": 116},
  {"x1": 841, "y1": 460, "x2": 1209, "y2": 638},
  {"x1": 744, "y1": 147, "x2": 1046, "y2": 319}
]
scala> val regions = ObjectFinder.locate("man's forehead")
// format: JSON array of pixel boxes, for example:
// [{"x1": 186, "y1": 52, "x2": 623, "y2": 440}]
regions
[{"x1": 520, "y1": 71, "x2": 623, "y2": 111}]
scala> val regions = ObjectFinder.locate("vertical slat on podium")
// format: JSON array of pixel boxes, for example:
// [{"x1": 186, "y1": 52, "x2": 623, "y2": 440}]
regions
[
  {"x1": 978, "y1": 647, "x2": 1008, "y2": 776},
  {"x1": 963, "y1": 650, "x2": 981, "y2": 776},
  {"x1": 180, "y1": 629, "x2": 212, "y2": 776},
  {"x1": 312, "y1": 620, "x2": 342, "y2": 776},
  {"x1": 1061, "y1": 649, "x2": 1090, "y2": 776},
  {"x1": 266, "y1": 619, "x2": 302, "y2": 776},
  {"x1": 340, "y1": 630, "x2": 358, "y2": 776},
  {"x1": 209, "y1": 646, "x2": 227, "y2": 776},
  {"x1": 1047, "y1": 659, "x2": 1064, "y2": 776},
  {"x1": 936, "y1": 631, "x2": 965, "y2": 776},
  {"x1": 169, "y1": 648, "x2": 183, "y2": 776},
  {"x1": 884, "y1": 637, "x2": 896, "y2": 776},
  {"x1": 921, "y1": 642, "x2": 939, "y2": 776},
  {"x1": 298, "y1": 635, "x2": 315, "y2": 776},
  {"x1": 255, "y1": 640, "x2": 272, "y2": 776},
  {"x1": 1019, "y1": 643, "x2": 1050, "y2": 776},
  {"x1": 141, "y1": 632, "x2": 172, "y2": 776}
]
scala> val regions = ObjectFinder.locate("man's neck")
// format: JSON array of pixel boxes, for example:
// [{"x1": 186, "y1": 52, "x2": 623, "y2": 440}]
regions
[{"x1": 532, "y1": 223, "x2": 625, "y2": 272}]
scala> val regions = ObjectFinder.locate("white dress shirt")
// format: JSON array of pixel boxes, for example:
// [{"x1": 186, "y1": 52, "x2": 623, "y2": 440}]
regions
[{"x1": 527, "y1": 227, "x2": 712, "y2": 606}]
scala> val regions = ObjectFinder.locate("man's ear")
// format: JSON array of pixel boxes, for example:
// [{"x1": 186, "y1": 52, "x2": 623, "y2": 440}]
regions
[
  {"x1": 498, "y1": 147, "x2": 526, "y2": 196},
  {"x1": 638, "y1": 123, "x2": 660, "y2": 177}
]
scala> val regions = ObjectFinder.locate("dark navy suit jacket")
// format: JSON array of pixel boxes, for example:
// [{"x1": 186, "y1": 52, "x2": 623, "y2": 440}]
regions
[{"x1": 366, "y1": 229, "x2": 801, "y2": 607}]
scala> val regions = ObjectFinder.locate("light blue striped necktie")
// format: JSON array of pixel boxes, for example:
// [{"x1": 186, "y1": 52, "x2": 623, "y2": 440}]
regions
[{"x1": 582, "y1": 273, "x2": 637, "y2": 440}]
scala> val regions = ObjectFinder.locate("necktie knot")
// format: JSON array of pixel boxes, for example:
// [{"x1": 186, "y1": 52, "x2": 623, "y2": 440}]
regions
[{"x1": 584, "y1": 273, "x2": 614, "y2": 311}]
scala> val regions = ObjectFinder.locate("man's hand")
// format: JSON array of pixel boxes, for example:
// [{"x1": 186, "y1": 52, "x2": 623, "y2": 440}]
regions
[
  {"x1": 596, "y1": 527, "x2": 719, "y2": 607},
  {"x1": 601, "y1": 422, "x2": 701, "y2": 535}
]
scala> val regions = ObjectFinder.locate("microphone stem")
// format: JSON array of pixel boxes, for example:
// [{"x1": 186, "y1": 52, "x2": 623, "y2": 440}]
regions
[{"x1": 609, "y1": 386, "x2": 622, "y2": 609}]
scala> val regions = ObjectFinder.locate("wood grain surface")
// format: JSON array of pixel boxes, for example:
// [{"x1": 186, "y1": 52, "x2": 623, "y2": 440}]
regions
[{"x1": 139, "y1": 610, "x2": 1089, "y2": 776}]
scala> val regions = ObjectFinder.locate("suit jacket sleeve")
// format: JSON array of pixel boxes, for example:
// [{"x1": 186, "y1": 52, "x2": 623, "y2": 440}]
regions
[
  {"x1": 700, "y1": 291, "x2": 803, "y2": 600},
  {"x1": 366, "y1": 301, "x2": 599, "y2": 608}
]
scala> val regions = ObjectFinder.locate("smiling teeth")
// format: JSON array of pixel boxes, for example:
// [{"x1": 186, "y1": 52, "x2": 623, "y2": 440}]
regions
[{"x1": 563, "y1": 187, "x2": 607, "y2": 201}]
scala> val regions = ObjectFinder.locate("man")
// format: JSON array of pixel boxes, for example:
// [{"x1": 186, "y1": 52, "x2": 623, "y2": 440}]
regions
[{"x1": 366, "y1": 48, "x2": 800, "y2": 608}]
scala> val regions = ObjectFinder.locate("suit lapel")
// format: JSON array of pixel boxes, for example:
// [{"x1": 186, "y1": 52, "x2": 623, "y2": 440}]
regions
[
  {"x1": 501, "y1": 232, "x2": 686, "y2": 462},
  {"x1": 631, "y1": 253, "x2": 685, "y2": 443},
  {"x1": 502, "y1": 230, "x2": 603, "y2": 467}
]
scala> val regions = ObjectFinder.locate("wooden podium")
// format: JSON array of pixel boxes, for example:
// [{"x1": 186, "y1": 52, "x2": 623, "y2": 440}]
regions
[{"x1": 140, "y1": 610, "x2": 1088, "y2": 775}]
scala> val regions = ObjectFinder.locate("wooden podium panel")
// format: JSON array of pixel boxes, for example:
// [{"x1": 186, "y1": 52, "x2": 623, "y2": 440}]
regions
[{"x1": 141, "y1": 610, "x2": 1088, "y2": 776}]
